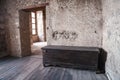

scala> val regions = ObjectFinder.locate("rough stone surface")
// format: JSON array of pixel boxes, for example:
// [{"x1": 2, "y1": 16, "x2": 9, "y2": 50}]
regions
[
  {"x1": 0, "y1": 0, "x2": 7, "y2": 54},
  {"x1": 2, "y1": 0, "x2": 103, "y2": 56},
  {"x1": 102, "y1": 0, "x2": 120, "y2": 80},
  {"x1": 46, "y1": 0, "x2": 103, "y2": 47},
  {"x1": 4, "y1": 0, "x2": 46, "y2": 57}
]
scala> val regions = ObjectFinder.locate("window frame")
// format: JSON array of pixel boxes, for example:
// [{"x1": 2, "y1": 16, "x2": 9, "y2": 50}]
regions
[{"x1": 31, "y1": 11, "x2": 38, "y2": 35}]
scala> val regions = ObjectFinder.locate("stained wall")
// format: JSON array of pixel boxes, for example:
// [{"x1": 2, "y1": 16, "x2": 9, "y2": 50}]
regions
[
  {"x1": 4, "y1": 0, "x2": 46, "y2": 57},
  {"x1": 46, "y1": 0, "x2": 103, "y2": 47}
]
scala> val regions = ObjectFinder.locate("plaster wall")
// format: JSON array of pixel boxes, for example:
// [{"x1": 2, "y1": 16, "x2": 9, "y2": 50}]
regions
[
  {"x1": 3, "y1": 0, "x2": 103, "y2": 56},
  {"x1": 4, "y1": 0, "x2": 46, "y2": 57},
  {"x1": 46, "y1": 0, "x2": 103, "y2": 47},
  {"x1": 102, "y1": 0, "x2": 120, "y2": 80}
]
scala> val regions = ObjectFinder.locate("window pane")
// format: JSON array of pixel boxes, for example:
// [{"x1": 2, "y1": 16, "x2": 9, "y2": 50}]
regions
[
  {"x1": 32, "y1": 24, "x2": 35, "y2": 29},
  {"x1": 31, "y1": 12, "x2": 35, "y2": 18},
  {"x1": 32, "y1": 18, "x2": 35, "y2": 23},
  {"x1": 32, "y1": 30, "x2": 36, "y2": 35}
]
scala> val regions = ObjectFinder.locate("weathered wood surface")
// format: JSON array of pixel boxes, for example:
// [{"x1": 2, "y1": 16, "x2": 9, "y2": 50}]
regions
[
  {"x1": 0, "y1": 55, "x2": 108, "y2": 80},
  {"x1": 42, "y1": 45, "x2": 100, "y2": 70}
]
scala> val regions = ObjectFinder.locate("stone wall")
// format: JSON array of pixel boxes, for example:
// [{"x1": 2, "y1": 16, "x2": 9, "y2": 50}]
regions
[
  {"x1": 4, "y1": 0, "x2": 46, "y2": 57},
  {"x1": 3, "y1": 0, "x2": 103, "y2": 56},
  {"x1": 102, "y1": 0, "x2": 120, "y2": 80},
  {"x1": 0, "y1": 0, "x2": 7, "y2": 55},
  {"x1": 46, "y1": 0, "x2": 103, "y2": 47}
]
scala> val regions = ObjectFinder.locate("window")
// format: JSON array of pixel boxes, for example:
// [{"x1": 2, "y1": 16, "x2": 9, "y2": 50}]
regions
[
  {"x1": 31, "y1": 12, "x2": 37, "y2": 35},
  {"x1": 31, "y1": 10, "x2": 46, "y2": 42}
]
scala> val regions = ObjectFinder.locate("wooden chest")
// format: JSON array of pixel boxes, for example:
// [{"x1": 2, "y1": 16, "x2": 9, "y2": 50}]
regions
[{"x1": 42, "y1": 45, "x2": 100, "y2": 71}]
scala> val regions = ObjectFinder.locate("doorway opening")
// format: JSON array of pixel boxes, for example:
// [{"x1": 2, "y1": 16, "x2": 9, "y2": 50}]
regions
[
  {"x1": 19, "y1": 4, "x2": 48, "y2": 57},
  {"x1": 30, "y1": 9, "x2": 47, "y2": 55}
]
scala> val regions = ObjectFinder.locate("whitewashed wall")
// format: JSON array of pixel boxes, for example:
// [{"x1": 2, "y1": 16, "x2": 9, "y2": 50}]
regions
[
  {"x1": 102, "y1": 0, "x2": 120, "y2": 80},
  {"x1": 46, "y1": 0, "x2": 103, "y2": 47}
]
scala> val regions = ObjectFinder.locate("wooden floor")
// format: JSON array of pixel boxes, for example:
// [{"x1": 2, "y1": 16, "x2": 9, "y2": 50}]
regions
[{"x1": 0, "y1": 55, "x2": 108, "y2": 80}]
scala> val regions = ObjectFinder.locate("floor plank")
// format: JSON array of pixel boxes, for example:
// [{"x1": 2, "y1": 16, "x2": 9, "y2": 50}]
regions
[{"x1": 0, "y1": 55, "x2": 108, "y2": 80}]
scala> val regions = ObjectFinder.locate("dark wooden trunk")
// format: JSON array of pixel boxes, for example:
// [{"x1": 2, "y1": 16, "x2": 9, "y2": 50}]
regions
[{"x1": 42, "y1": 45, "x2": 100, "y2": 71}]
